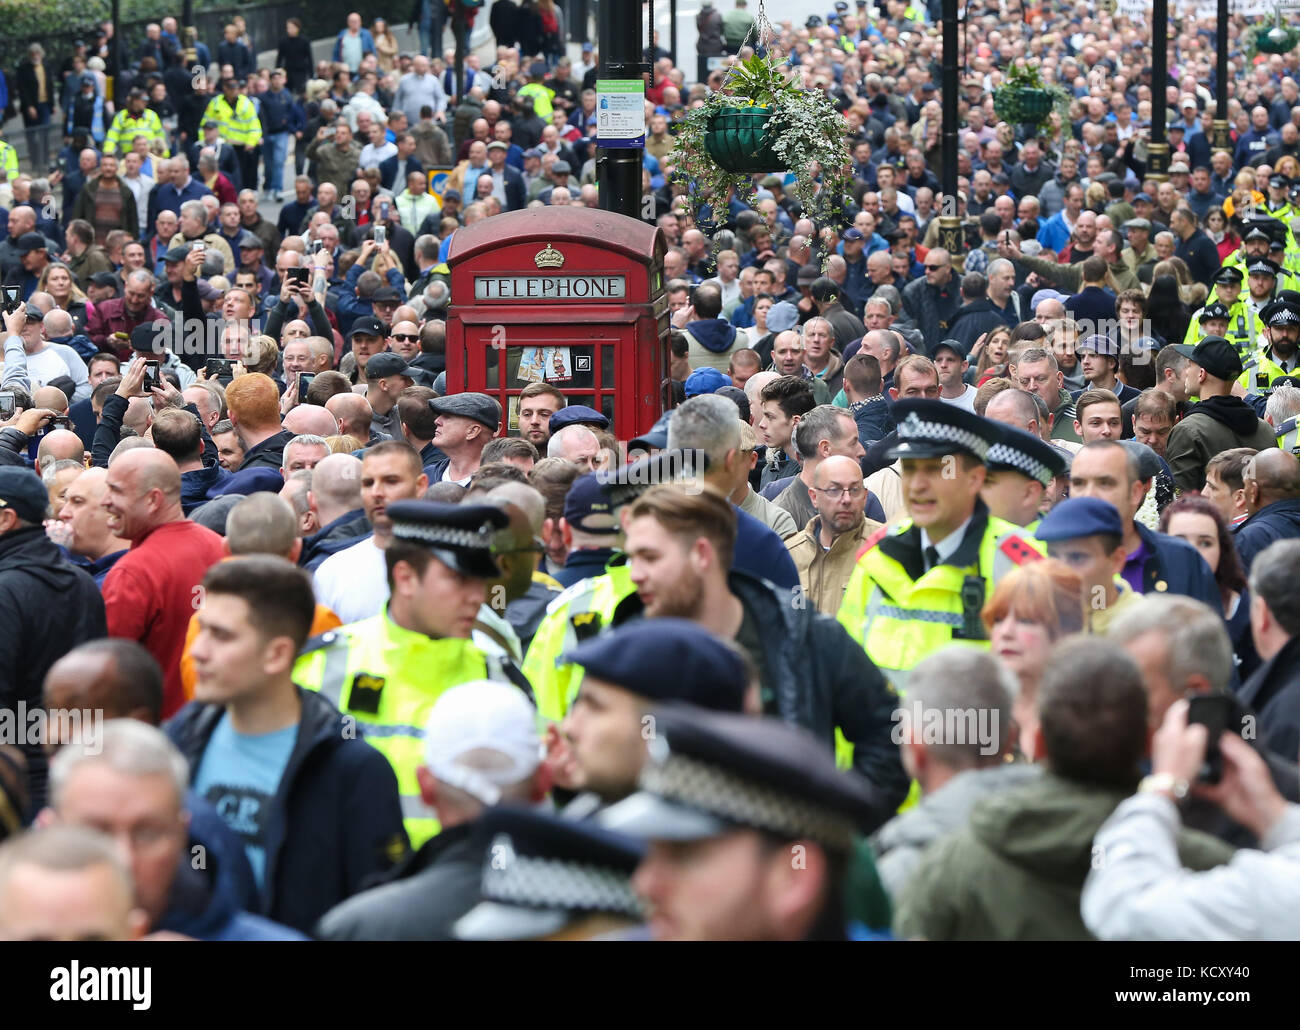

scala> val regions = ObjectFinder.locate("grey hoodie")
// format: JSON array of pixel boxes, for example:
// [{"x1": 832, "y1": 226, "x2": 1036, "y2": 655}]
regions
[{"x1": 871, "y1": 763, "x2": 1041, "y2": 900}]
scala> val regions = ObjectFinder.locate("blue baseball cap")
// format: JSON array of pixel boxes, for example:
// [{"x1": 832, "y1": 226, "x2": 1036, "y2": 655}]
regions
[
  {"x1": 1034, "y1": 496, "x2": 1125, "y2": 542},
  {"x1": 684, "y1": 367, "x2": 730, "y2": 397},
  {"x1": 562, "y1": 472, "x2": 617, "y2": 535}
]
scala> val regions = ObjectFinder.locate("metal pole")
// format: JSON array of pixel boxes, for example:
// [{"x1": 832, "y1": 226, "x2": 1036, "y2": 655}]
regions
[
  {"x1": 596, "y1": 0, "x2": 645, "y2": 221},
  {"x1": 1212, "y1": 0, "x2": 1232, "y2": 154},
  {"x1": 111, "y1": 0, "x2": 123, "y2": 105},
  {"x1": 938, "y1": 0, "x2": 963, "y2": 267},
  {"x1": 453, "y1": 0, "x2": 466, "y2": 140},
  {"x1": 1147, "y1": 0, "x2": 1170, "y2": 181},
  {"x1": 670, "y1": 0, "x2": 678, "y2": 67}
]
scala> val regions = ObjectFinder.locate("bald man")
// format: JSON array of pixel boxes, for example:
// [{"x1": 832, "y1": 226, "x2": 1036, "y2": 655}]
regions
[
  {"x1": 325, "y1": 393, "x2": 379, "y2": 443},
  {"x1": 100, "y1": 449, "x2": 226, "y2": 717},
  {"x1": 283, "y1": 403, "x2": 339, "y2": 438},
  {"x1": 43, "y1": 639, "x2": 165, "y2": 741},
  {"x1": 57, "y1": 467, "x2": 130, "y2": 583},
  {"x1": 1236, "y1": 449, "x2": 1300, "y2": 573},
  {"x1": 36, "y1": 429, "x2": 86, "y2": 468},
  {"x1": 300, "y1": 453, "x2": 369, "y2": 571}
]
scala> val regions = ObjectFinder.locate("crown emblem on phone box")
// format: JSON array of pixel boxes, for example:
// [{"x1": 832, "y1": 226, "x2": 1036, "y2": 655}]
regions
[{"x1": 534, "y1": 244, "x2": 564, "y2": 269}]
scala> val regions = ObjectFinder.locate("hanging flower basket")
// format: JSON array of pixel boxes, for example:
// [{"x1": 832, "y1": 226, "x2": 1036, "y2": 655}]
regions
[
  {"x1": 1010, "y1": 88, "x2": 1055, "y2": 119},
  {"x1": 992, "y1": 63, "x2": 1070, "y2": 136},
  {"x1": 704, "y1": 106, "x2": 783, "y2": 173}
]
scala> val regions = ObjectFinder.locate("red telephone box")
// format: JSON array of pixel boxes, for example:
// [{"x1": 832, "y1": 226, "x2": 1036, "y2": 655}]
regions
[{"x1": 445, "y1": 207, "x2": 668, "y2": 441}]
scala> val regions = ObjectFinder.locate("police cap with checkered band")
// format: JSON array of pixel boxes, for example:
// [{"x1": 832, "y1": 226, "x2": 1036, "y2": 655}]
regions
[
  {"x1": 885, "y1": 399, "x2": 1001, "y2": 463},
  {"x1": 385, "y1": 500, "x2": 508, "y2": 578},
  {"x1": 987, "y1": 424, "x2": 1067, "y2": 488}
]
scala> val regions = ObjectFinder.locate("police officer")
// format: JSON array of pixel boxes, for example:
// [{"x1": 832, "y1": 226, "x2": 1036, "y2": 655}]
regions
[
  {"x1": 836, "y1": 399, "x2": 1044, "y2": 692},
  {"x1": 294, "y1": 500, "x2": 529, "y2": 847},
  {"x1": 203, "y1": 78, "x2": 263, "y2": 192},
  {"x1": 602, "y1": 703, "x2": 891, "y2": 941},
  {"x1": 1264, "y1": 173, "x2": 1297, "y2": 225},
  {"x1": 454, "y1": 806, "x2": 646, "y2": 941},
  {"x1": 103, "y1": 87, "x2": 170, "y2": 157},
  {"x1": 1185, "y1": 267, "x2": 1252, "y2": 348},
  {"x1": 1240, "y1": 298, "x2": 1300, "y2": 391},
  {"x1": 980, "y1": 424, "x2": 1067, "y2": 531},
  {"x1": 524, "y1": 450, "x2": 695, "y2": 723}
]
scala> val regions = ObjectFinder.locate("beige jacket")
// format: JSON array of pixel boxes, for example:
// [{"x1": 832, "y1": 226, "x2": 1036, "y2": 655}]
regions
[{"x1": 785, "y1": 515, "x2": 883, "y2": 616}]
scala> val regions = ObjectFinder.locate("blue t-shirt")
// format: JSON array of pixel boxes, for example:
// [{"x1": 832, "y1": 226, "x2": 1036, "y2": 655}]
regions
[{"x1": 193, "y1": 713, "x2": 298, "y2": 891}]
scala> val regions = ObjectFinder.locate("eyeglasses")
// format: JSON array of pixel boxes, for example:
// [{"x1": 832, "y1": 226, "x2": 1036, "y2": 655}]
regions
[
  {"x1": 819, "y1": 485, "x2": 866, "y2": 500},
  {"x1": 391, "y1": 333, "x2": 419, "y2": 342}
]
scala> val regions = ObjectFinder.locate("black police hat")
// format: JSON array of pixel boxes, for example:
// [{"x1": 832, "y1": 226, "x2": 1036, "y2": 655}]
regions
[
  {"x1": 1261, "y1": 299, "x2": 1300, "y2": 328},
  {"x1": 1198, "y1": 301, "x2": 1232, "y2": 323},
  {"x1": 386, "y1": 500, "x2": 508, "y2": 578},
  {"x1": 885, "y1": 399, "x2": 999, "y2": 463},
  {"x1": 455, "y1": 805, "x2": 645, "y2": 941},
  {"x1": 601, "y1": 703, "x2": 892, "y2": 849},
  {"x1": 564, "y1": 618, "x2": 750, "y2": 712},
  {"x1": 1246, "y1": 257, "x2": 1282, "y2": 278},
  {"x1": 1213, "y1": 266, "x2": 1243, "y2": 285},
  {"x1": 986, "y1": 424, "x2": 1067, "y2": 488}
]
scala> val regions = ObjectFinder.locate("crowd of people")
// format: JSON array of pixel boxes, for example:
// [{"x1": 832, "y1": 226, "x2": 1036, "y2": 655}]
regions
[{"x1": 0, "y1": 0, "x2": 1298, "y2": 944}]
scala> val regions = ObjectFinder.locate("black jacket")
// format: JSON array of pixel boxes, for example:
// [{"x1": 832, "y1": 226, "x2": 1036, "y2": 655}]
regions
[
  {"x1": 237, "y1": 429, "x2": 295, "y2": 472},
  {"x1": 165, "y1": 688, "x2": 409, "y2": 934},
  {"x1": 314, "y1": 821, "x2": 482, "y2": 940},
  {"x1": 901, "y1": 275, "x2": 961, "y2": 353},
  {"x1": 1238, "y1": 634, "x2": 1300, "y2": 771},
  {"x1": 1233, "y1": 498, "x2": 1300, "y2": 574},
  {"x1": 0, "y1": 526, "x2": 107, "y2": 809},
  {"x1": 301, "y1": 509, "x2": 371, "y2": 572},
  {"x1": 612, "y1": 570, "x2": 910, "y2": 824}
]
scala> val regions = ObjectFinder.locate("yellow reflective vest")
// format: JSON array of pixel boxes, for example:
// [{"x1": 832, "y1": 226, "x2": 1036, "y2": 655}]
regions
[
  {"x1": 836, "y1": 509, "x2": 1044, "y2": 693},
  {"x1": 103, "y1": 107, "x2": 170, "y2": 156},
  {"x1": 202, "y1": 94, "x2": 263, "y2": 148},
  {"x1": 294, "y1": 608, "x2": 529, "y2": 847},
  {"x1": 516, "y1": 82, "x2": 554, "y2": 120},
  {"x1": 1239, "y1": 347, "x2": 1299, "y2": 392},
  {"x1": 1277, "y1": 416, "x2": 1300, "y2": 454},
  {"x1": 0, "y1": 141, "x2": 17, "y2": 182},
  {"x1": 522, "y1": 563, "x2": 635, "y2": 723}
]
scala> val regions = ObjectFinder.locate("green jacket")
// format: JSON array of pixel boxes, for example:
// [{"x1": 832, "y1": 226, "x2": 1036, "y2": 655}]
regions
[
  {"x1": 894, "y1": 772, "x2": 1234, "y2": 941},
  {"x1": 1015, "y1": 253, "x2": 1140, "y2": 295}
]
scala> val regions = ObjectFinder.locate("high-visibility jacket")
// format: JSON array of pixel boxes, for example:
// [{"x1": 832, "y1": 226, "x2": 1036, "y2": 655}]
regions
[
  {"x1": 516, "y1": 81, "x2": 554, "y2": 120},
  {"x1": 1239, "y1": 347, "x2": 1300, "y2": 392},
  {"x1": 836, "y1": 509, "x2": 1044, "y2": 694},
  {"x1": 0, "y1": 141, "x2": 17, "y2": 182},
  {"x1": 522, "y1": 563, "x2": 635, "y2": 723},
  {"x1": 202, "y1": 94, "x2": 263, "y2": 148},
  {"x1": 1185, "y1": 298, "x2": 1261, "y2": 354},
  {"x1": 294, "y1": 608, "x2": 529, "y2": 847},
  {"x1": 1277, "y1": 415, "x2": 1300, "y2": 455},
  {"x1": 103, "y1": 107, "x2": 169, "y2": 156}
]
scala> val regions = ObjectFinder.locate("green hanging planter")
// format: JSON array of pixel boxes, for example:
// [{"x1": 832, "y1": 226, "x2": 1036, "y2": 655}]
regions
[
  {"x1": 1013, "y1": 88, "x2": 1055, "y2": 119},
  {"x1": 705, "y1": 107, "x2": 784, "y2": 173}
]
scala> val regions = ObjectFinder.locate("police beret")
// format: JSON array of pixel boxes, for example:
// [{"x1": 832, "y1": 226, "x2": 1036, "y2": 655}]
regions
[
  {"x1": 1034, "y1": 496, "x2": 1124, "y2": 542},
  {"x1": 455, "y1": 805, "x2": 645, "y2": 941},
  {"x1": 564, "y1": 619, "x2": 750, "y2": 712},
  {"x1": 386, "y1": 499, "x2": 508, "y2": 578},
  {"x1": 549, "y1": 405, "x2": 609, "y2": 433},
  {"x1": 987, "y1": 424, "x2": 1067, "y2": 487},
  {"x1": 0, "y1": 467, "x2": 51, "y2": 523},
  {"x1": 600, "y1": 703, "x2": 890, "y2": 849},
  {"x1": 429, "y1": 392, "x2": 502, "y2": 431},
  {"x1": 886, "y1": 399, "x2": 1000, "y2": 463}
]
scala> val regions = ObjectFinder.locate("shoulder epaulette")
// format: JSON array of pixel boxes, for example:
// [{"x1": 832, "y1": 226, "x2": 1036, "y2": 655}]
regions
[
  {"x1": 999, "y1": 535, "x2": 1042, "y2": 567},
  {"x1": 855, "y1": 523, "x2": 891, "y2": 561},
  {"x1": 299, "y1": 628, "x2": 345, "y2": 655}
]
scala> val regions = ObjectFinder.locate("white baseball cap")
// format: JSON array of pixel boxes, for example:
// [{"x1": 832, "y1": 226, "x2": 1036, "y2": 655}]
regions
[{"x1": 423, "y1": 681, "x2": 543, "y2": 805}]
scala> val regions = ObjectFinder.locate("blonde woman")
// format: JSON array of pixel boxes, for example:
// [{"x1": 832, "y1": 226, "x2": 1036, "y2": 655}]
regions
[
  {"x1": 372, "y1": 18, "x2": 399, "y2": 72},
  {"x1": 244, "y1": 335, "x2": 281, "y2": 378},
  {"x1": 37, "y1": 262, "x2": 91, "y2": 332}
]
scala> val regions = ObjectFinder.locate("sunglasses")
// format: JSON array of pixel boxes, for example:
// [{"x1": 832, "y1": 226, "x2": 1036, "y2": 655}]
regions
[
  {"x1": 924, "y1": 264, "x2": 948, "y2": 271},
  {"x1": 391, "y1": 333, "x2": 419, "y2": 342}
]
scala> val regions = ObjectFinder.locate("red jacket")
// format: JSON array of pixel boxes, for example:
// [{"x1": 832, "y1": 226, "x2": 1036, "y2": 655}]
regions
[
  {"x1": 103, "y1": 519, "x2": 225, "y2": 717},
  {"x1": 84, "y1": 297, "x2": 168, "y2": 357}
]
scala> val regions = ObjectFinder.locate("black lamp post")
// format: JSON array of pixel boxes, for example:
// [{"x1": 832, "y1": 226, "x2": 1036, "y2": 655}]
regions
[
  {"x1": 1147, "y1": 0, "x2": 1170, "y2": 181},
  {"x1": 1213, "y1": 0, "x2": 1233, "y2": 154},
  {"x1": 937, "y1": 0, "x2": 963, "y2": 263}
]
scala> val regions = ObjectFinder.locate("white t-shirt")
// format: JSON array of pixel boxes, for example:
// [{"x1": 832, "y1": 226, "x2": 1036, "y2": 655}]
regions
[
  {"x1": 313, "y1": 535, "x2": 387, "y2": 625},
  {"x1": 25, "y1": 347, "x2": 72, "y2": 389},
  {"x1": 941, "y1": 383, "x2": 979, "y2": 412}
]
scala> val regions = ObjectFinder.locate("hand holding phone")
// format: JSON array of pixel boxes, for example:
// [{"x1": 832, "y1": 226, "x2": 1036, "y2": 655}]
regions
[
  {"x1": 142, "y1": 360, "x2": 161, "y2": 392},
  {"x1": 1187, "y1": 694, "x2": 1250, "y2": 785}
]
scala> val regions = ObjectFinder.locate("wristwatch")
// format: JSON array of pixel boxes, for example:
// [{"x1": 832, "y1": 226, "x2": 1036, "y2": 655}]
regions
[{"x1": 1138, "y1": 773, "x2": 1191, "y2": 801}]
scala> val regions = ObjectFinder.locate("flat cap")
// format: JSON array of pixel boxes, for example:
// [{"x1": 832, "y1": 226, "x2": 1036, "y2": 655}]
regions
[
  {"x1": 1034, "y1": 496, "x2": 1125, "y2": 541},
  {"x1": 551, "y1": 160, "x2": 572, "y2": 175},
  {"x1": 386, "y1": 499, "x2": 508, "y2": 578},
  {"x1": 429, "y1": 392, "x2": 502, "y2": 431},
  {"x1": 565, "y1": 619, "x2": 750, "y2": 712},
  {"x1": 163, "y1": 243, "x2": 191, "y2": 262},
  {"x1": 549, "y1": 405, "x2": 608, "y2": 433},
  {"x1": 1121, "y1": 217, "x2": 1151, "y2": 233}
]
